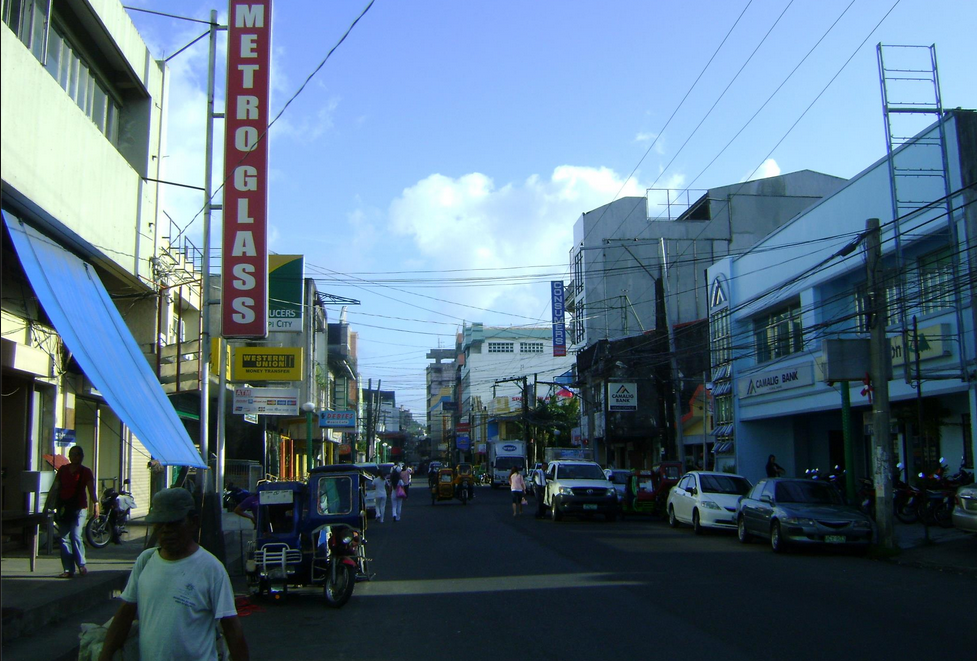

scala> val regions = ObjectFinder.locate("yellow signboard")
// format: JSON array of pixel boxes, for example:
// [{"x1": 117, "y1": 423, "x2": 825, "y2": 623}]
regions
[
  {"x1": 231, "y1": 347, "x2": 303, "y2": 382},
  {"x1": 890, "y1": 324, "x2": 950, "y2": 367},
  {"x1": 210, "y1": 338, "x2": 232, "y2": 380}
]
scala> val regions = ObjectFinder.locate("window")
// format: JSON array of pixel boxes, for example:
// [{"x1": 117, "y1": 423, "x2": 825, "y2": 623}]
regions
[
  {"x1": 710, "y1": 309, "x2": 730, "y2": 367},
  {"x1": 3, "y1": 0, "x2": 50, "y2": 59},
  {"x1": 520, "y1": 342, "x2": 543, "y2": 354},
  {"x1": 316, "y1": 476, "x2": 353, "y2": 515},
  {"x1": 753, "y1": 302, "x2": 803, "y2": 364},
  {"x1": 573, "y1": 250, "x2": 583, "y2": 294},
  {"x1": 4, "y1": 5, "x2": 123, "y2": 147},
  {"x1": 571, "y1": 304, "x2": 585, "y2": 345},
  {"x1": 714, "y1": 395, "x2": 733, "y2": 427},
  {"x1": 487, "y1": 342, "x2": 514, "y2": 353},
  {"x1": 917, "y1": 247, "x2": 954, "y2": 314}
]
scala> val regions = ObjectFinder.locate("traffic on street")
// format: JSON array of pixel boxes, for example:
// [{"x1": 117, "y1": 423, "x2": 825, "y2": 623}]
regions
[{"x1": 236, "y1": 484, "x2": 975, "y2": 660}]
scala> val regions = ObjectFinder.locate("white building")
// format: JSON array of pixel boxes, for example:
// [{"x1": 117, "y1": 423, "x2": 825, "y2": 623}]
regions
[
  {"x1": 707, "y1": 109, "x2": 976, "y2": 486},
  {"x1": 1, "y1": 0, "x2": 202, "y2": 516},
  {"x1": 459, "y1": 322, "x2": 574, "y2": 443}
]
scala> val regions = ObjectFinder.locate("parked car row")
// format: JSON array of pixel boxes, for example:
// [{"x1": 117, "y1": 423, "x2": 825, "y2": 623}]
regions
[{"x1": 665, "y1": 471, "x2": 877, "y2": 553}]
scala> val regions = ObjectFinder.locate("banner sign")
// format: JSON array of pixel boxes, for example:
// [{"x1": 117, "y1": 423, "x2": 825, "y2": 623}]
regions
[
  {"x1": 608, "y1": 382, "x2": 637, "y2": 411},
  {"x1": 319, "y1": 410, "x2": 356, "y2": 428},
  {"x1": 222, "y1": 0, "x2": 273, "y2": 338},
  {"x1": 54, "y1": 428, "x2": 76, "y2": 447},
  {"x1": 268, "y1": 255, "x2": 303, "y2": 332},
  {"x1": 551, "y1": 280, "x2": 566, "y2": 356},
  {"x1": 232, "y1": 387, "x2": 299, "y2": 415},
  {"x1": 231, "y1": 346, "x2": 302, "y2": 381}
]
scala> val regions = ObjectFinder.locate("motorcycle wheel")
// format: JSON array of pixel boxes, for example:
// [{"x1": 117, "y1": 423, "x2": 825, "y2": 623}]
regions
[
  {"x1": 85, "y1": 514, "x2": 112, "y2": 548},
  {"x1": 934, "y1": 499, "x2": 955, "y2": 529},
  {"x1": 324, "y1": 561, "x2": 356, "y2": 608},
  {"x1": 460, "y1": 488, "x2": 468, "y2": 505},
  {"x1": 894, "y1": 498, "x2": 919, "y2": 524}
]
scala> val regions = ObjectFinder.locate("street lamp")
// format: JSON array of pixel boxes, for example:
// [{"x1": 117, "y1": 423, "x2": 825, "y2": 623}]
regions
[{"x1": 302, "y1": 401, "x2": 316, "y2": 473}]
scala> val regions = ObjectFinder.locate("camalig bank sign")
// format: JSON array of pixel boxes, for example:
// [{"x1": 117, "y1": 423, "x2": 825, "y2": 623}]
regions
[
  {"x1": 738, "y1": 363, "x2": 814, "y2": 399},
  {"x1": 231, "y1": 347, "x2": 303, "y2": 381}
]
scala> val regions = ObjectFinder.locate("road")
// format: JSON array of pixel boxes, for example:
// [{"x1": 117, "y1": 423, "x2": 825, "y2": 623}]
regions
[{"x1": 238, "y1": 486, "x2": 974, "y2": 660}]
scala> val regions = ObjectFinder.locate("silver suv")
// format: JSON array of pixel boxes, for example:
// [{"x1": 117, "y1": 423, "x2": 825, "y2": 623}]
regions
[{"x1": 544, "y1": 461, "x2": 618, "y2": 522}]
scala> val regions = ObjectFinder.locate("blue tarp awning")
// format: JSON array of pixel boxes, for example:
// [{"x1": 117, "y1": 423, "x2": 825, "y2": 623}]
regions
[{"x1": 4, "y1": 213, "x2": 205, "y2": 467}]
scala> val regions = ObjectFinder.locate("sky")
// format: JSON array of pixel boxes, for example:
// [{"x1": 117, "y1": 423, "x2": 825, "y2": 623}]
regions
[{"x1": 125, "y1": 0, "x2": 977, "y2": 419}]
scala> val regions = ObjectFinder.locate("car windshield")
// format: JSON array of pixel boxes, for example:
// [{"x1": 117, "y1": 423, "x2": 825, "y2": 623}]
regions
[
  {"x1": 559, "y1": 464, "x2": 606, "y2": 480},
  {"x1": 700, "y1": 474, "x2": 751, "y2": 495},
  {"x1": 496, "y1": 457, "x2": 525, "y2": 471},
  {"x1": 607, "y1": 471, "x2": 630, "y2": 485},
  {"x1": 775, "y1": 481, "x2": 842, "y2": 505}
]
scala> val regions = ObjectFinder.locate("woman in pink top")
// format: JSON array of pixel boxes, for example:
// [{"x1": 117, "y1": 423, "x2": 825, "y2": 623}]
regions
[{"x1": 508, "y1": 466, "x2": 526, "y2": 516}]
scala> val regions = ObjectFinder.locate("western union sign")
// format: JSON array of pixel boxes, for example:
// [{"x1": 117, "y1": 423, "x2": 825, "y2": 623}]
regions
[{"x1": 232, "y1": 347, "x2": 303, "y2": 381}]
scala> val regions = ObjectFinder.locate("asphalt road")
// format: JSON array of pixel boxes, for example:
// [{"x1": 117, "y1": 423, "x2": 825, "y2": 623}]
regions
[{"x1": 238, "y1": 486, "x2": 974, "y2": 660}]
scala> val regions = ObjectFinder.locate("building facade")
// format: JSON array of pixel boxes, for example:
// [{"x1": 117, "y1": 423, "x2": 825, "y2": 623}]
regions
[
  {"x1": 1, "y1": 0, "x2": 202, "y2": 515},
  {"x1": 707, "y1": 110, "x2": 976, "y2": 486}
]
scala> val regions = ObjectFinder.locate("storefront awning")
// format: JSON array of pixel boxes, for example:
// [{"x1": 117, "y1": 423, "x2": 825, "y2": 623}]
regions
[{"x1": 4, "y1": 213, "x2": 205, "y2": 467}]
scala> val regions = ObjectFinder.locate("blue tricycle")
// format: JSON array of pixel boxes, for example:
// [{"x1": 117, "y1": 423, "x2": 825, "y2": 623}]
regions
[{"x1": 245, "y1": 465, "x2": 373, "y2": 607}]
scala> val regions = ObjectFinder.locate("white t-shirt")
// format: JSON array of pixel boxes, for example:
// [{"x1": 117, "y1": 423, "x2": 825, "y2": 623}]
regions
[{"x1": 120, "y1": 546, "x2": 237, "y2": 661}]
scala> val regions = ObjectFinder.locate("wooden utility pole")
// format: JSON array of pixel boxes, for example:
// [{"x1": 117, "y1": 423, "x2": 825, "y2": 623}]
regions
[{"x1": 866, "y1": 218, "x2": 895, "y2": 548}]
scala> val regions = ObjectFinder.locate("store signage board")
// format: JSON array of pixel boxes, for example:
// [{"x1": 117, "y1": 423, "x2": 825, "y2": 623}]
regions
[
  {"x1": 319, "y1": 410, "x2": 356, "y2": 428},
  {"x1": 268, "y1": 255, "x2": 303, "y2": 332},
  {"x1": 232, "y1": 387, "x2": 299, "y2": 415},
  {"x1": 551, "y1": 280, "x2": 566, "y2": 356},
  {"x1": 739, "y1": 363, "x2": 814, "y2": 398},
  {"x1": 222, "y1": 0, "x2": 272, "y2": 338},
  {"x1": 608, "y1": 382, "x2": 637, "y2": 411},
  {"x1": 231, "y1": 347, "x2": 303, "y2": 381}
]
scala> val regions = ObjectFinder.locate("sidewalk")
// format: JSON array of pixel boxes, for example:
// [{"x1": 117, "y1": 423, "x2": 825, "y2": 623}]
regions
[
  {"x1": 891, "y1": 521, "x2": 977, "y2": 578},
  {"x1": 1, "y1": 512, "x2": 254, "y2": 661}
]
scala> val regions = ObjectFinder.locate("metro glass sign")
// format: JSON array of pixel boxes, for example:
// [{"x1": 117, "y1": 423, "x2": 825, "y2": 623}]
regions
[{"x1": 222, "y1": 0, "x2": 272, "y2": 338}]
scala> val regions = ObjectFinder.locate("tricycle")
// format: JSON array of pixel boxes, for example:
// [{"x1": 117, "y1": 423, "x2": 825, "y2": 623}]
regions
[
  {"x1": 430, "y1": 466, "x2": 470, "y2": 505},
  {"x1": 621, "y1": 461, "x2": 683, "y2": 517},
  {"x1": 245, "y1": 464, "x2": 372, "y2": 607}
]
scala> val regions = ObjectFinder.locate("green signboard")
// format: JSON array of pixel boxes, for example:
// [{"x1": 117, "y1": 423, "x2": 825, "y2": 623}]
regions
[{"x1": 268, "y1": 255, "x2": 303, "y2": 332}]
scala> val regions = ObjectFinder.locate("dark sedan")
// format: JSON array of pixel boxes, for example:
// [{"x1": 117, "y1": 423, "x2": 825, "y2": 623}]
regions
[{"x1": 736, "y1": 478, "x2": 874, "y2": 552}]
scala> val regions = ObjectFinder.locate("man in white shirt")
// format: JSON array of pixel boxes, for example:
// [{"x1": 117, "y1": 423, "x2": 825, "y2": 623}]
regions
[{"x1": 98, "y1": 488, "x2": 249, "y2": 661}]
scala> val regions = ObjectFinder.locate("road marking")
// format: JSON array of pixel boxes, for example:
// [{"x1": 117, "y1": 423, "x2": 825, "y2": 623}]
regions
[{"x1": 357, "y1": 572, "x2": 643, "y2": 597}]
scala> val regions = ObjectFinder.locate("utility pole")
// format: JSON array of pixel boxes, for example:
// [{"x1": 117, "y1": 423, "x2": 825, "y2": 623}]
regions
[
  {"x1": 365, "y1": 378, "x2": 372, "y2": 461},
  {"x1": 866, "y1": 217, "x2": 895, "y2": 548}
]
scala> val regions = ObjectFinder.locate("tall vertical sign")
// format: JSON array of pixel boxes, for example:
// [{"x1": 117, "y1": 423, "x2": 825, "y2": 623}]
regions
[
  {"x1": 268, "y1": 255, "x2": 304, "y2": 332},
  {"x1": 551, "y1": 280, "x2": 566, "y2": 357},
  {"x1": 222, "y1": 0, "x2": 272, "y2": 338}
]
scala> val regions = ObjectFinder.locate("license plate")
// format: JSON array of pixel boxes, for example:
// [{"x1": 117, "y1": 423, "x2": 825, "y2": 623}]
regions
[
  {"x1": 825, "y1": 535, "x2": 846, "y2": 544},
  {"x1": 583, "y1": 504, "x2": 598, "y2": 511}
]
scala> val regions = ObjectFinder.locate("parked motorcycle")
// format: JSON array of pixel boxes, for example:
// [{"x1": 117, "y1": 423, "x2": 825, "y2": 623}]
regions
[
  {"x1": 223, "y1": 483, "x2": 251, "y2": 511},
  {"x1": 85, "y1": 479, "x2": 136, "y2": 548}
]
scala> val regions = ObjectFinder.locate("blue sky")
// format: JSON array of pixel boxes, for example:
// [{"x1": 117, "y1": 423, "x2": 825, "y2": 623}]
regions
[{"x1": 127, "y1": 0, "x2": 977, "y2": 417}]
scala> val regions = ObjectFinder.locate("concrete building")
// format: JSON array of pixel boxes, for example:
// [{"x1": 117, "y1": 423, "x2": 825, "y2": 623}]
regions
[
  {"x1": 707, "y1": 109, "x2": 976, "y2": 486},
  {"x1": 459, "y1": 322, "x2": 574, "y2": 457},
  {"x1": 567, "y1": 172, "x2": 846, "y2": 468},
  {"x1": 1, "y1": 0, "x2": 202, "y2": 516}
]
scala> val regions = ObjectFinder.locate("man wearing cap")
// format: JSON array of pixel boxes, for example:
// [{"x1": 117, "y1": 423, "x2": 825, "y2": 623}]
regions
[{"x1": 98, "y1": 488, "x2": 249, "y2": 661}]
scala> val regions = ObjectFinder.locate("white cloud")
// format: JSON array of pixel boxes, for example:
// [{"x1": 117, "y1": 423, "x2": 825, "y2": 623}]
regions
[
  {"x1": 745, "y1": 158, "x2": 782, "y2": 181},
  {"x1": 386, "y1": 166, "x2": 651, "y2": 321}
]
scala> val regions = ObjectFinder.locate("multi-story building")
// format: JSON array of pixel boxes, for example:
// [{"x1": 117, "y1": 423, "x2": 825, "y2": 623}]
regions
[
  {"x1": 425, "y1": 347, "x2": 456, "y2": 454},
  {"x1": 459, "y1": 322, "x2": 574, "y2": 456},
  {"x1": 1, "y1": 0, "x2": 202, "y2": 515},
  {"x1": 567, "y1": 172, "x2": 846, "y2": 467},
  {"x1": 707, "y1": 109, "x2": 976, "y2": 485}
]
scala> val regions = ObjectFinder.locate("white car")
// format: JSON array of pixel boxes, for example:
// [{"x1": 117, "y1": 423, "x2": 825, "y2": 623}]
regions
[
  {"x1": 667, "y1": 471, "x2": 752, "y2": 533},
  {"x1": 544, "y1": 460, "x2": 618, "y2": 522}
]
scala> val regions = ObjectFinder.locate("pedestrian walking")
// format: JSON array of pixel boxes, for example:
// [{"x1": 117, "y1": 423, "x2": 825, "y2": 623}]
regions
[
  {"x1": 97, "y1": 488, "x2": 249, "y2": 661},
  {"x1": 509, "y1": 466, "x2": 526, "y2": 516},
  {"x1": 533, "y1": 462, "x2": 548, "y2": 518},
  {"x1": 401, "y1": 464, "x2": 412, "y2": 498},
  {"x1": 373, "y1": 472, "x2": 387, "y2": 522},
  {"x1": 44, "y1": 445, "x2": 98, "y2": 578},
  {"x1": 389, "y1": 464, "x2": 406, "y2": 521}
]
